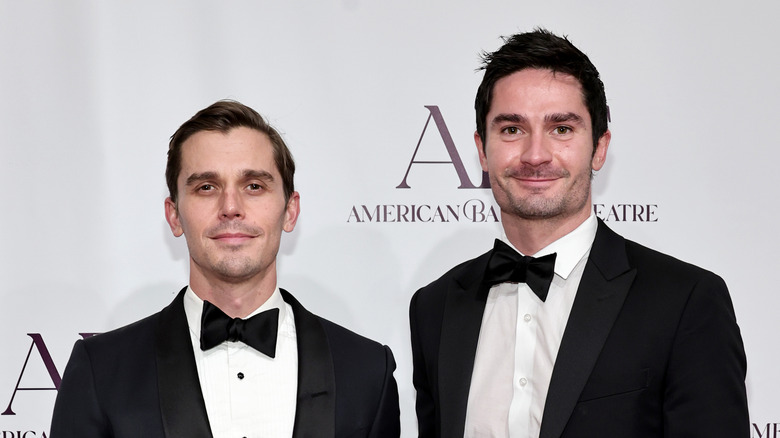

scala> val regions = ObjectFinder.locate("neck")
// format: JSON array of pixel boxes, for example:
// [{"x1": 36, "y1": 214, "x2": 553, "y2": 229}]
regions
[
  {"x1": 502, "y1": 207, "x2": 591, "y2": 255},
  {"x1": 189, "y1": 265, "x2": 277, "y2": 319}
]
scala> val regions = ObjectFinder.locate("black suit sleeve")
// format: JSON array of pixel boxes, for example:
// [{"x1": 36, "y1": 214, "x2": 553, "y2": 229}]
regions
[
  {"x1": 321, "y1": 315, "x2": 401, "y2": 438},
  {"x1": 367, "y1": 345, "x2": 401, "y2": 438},
  {"x1": 663, "y1": 273, "x2": 749, "y2": 437},
  {"x1": 409, "y1": 289, "x2": 438, "y2": 438},
  {"x1": 50, "y1": 340, "x2": 110, "y2": 438}
]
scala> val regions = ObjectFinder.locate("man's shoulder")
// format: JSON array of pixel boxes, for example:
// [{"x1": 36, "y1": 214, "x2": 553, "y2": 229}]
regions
[
  {"x1": 622, "y1": 236, "x2": 721, "y2": 281},
  {"x1": 429, "y1": 251, "x2": 492, "y2": 285},
  {"x1": 597, "y1": 225, "x2": 728, "y2": 299},
  {"x1": 412, "y1": 249, "x2": 492, "y2": 303},
  {"x1": 317, "y1": 316, "x2": 390, "y2": 359},
  {"x1": 78, "y1": 310, "x2": 162, "y2": 356},
  {"x1": 281, "y1": 288, "x2": 390, "y2": 358},
  {"x1": 284, "y1": 292, "x2": 399, "y2": 434},
  {"x1": 595, "y1": 220, "x2": 721, "y2": 281},
  {"x1": 77, "y1": 290, "x2": 185, "y2": 359}
]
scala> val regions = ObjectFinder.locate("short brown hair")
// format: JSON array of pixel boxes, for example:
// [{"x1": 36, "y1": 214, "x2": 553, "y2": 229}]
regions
[{"x1": 166, "y1": 100, "x2": 295, "y2": 202}]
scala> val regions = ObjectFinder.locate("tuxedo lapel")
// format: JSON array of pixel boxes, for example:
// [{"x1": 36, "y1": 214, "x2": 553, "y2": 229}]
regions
[
  {"x1": 281, "y1": 289, "x2": 336, "y2": 438},
  {"x1": 540, "y1": 221, "x2": 636, "y2": 438},
  {"x1": 154, "y1": 288, "x2": 336, "y2": 437},
  {"x1": 438, "y1": 252, "x2": 492, "y2": 438},
  {"x1": 155, "y1": 287, "x2": 213, "y2": 438}
]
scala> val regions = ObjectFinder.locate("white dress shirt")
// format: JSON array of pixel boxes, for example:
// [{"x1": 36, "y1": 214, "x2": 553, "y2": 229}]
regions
[
  {"x1": 464, "y1": 214, "x2": 598, "y2": 438},
  {"x1": 183, "y1": 287, "x2": 298, "y2": 438}
]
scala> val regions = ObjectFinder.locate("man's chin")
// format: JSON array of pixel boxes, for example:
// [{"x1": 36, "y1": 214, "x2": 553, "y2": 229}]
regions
[
  {"x1": 506, "y1": 200, "x2": 566, "y2": 220},
  {"x1": 209, "y1": 259, "x2": 263, "y2": 283}
]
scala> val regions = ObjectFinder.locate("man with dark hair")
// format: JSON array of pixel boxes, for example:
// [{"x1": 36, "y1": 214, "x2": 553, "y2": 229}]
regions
[
  {"x1": 51, "y1": 100, "x2": 400, "y2": 437},
  {"x1": 410, "y1": 29, "x2": 748, "y2": 437}
]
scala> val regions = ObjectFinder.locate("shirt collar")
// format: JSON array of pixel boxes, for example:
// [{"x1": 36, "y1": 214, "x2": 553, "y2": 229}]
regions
[
  {"x1": 500, "y1": 213, "x2": 597, "y2": 280},
  {"x1": 183, "y1": 286, "x2": 288, "y2": 339}
]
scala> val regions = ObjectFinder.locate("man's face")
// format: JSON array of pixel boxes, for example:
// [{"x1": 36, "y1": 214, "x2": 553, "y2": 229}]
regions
[
  {"x1": 476, "y1": 68, "x2": 610, "y2": 224},
  {"x1": 165, "y1": 127, "x2": 299, "y2": 286}
]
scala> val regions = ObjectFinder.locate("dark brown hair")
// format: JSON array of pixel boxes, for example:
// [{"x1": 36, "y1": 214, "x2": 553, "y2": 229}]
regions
[
  {"x1": 166, "y1": 100, "x2": 295, "y2": 202},
  {"x1": 475, "y1": 28, "x2": 609, "y2": 152}
]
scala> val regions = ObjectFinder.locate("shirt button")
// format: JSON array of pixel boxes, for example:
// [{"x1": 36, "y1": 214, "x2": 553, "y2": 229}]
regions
[
  {"x1": 519, "y1": 377, "x2": 528, "y2": 386},
  {"x1": 523, "y1": 314, "x2": 532, "y2": 322},
  {"x1": 237, "y1": 372, "x2": 245, "y2": 380}
]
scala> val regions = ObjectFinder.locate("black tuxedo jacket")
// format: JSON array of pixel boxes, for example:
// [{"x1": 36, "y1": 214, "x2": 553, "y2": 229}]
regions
[
  {"x1": 410, "y1": 220, "x2": 748, "y2": 437},
  {"x1": 51, "y1": 288, "x2": 400, "y2": 437}
]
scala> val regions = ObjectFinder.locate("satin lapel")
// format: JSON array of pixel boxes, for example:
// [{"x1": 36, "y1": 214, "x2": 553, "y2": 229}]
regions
[
  {"x1": 438, "y1": 252, "x2": 491, "y2": 438},
  {"x1": 540, "y1": 221, "x2": 636, "y2": 438},
  {"x1": 155, "y1": 287, "x2": 213, "y2": 438},
  {"x1": 281, "y1": 289, "x2": 336, "y2": 438}
]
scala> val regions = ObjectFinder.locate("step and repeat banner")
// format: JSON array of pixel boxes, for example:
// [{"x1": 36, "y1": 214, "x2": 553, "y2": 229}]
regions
[{"x1": 1, "y1": 1, "x2": 777, "y2": 437}]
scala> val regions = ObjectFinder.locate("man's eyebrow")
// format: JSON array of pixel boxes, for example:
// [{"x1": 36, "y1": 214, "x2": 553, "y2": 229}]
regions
[
  {"x1": 185, "y1": 171, "x2": 218, "y2": 186},
  {"x1": 491, "y1": 113, "x2": 528, "y2": 126},
  {"x1": 545, "y1": 112, "x2": 585, "y2": 124},
  {"x1": 242, "y1": 169, "x2": 274, "y2": 181}
]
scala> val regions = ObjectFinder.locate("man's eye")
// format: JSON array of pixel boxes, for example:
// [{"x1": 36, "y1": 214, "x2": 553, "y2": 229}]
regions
[
  {"x1": 198, "y1": 184, "x2": 214, "y2": 191},
  {"x1": 503, "y1": 127, "x2": 519, "y2": 134},
  {"x1": 555, "y1": 126, "x2": 572, "y2": 134},
  {"x1": 248, "y1": 183, "x2": 263, "y2": 190}
]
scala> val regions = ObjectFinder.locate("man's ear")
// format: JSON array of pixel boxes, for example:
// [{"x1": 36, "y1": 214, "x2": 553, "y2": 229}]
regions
[
  {"x1": 164, "y1": 197, "x2": 184, "y2": 237},
  {"x1": 475, "y1": 131, "x2": 488, "y2": 172},
  {"x1": 592, "y1": 130, "x2": 611, "y2": 171},
  {"x1": 283, "y1": 191, "x2": 300, "y2": 233}
]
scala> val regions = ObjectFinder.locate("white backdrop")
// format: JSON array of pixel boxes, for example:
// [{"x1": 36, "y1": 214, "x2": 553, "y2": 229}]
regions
[{"x1": 1, "y1": 1, "x2": 777, "y2": 437}]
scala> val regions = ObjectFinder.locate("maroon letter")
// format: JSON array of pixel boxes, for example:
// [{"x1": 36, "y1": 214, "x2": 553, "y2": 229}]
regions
[
  {"x1": 397, "y1": 106, "x2": 489, "y2": 189},
  {"x1": 2, "y1": 334, "x2": 62, "y2": 415}
]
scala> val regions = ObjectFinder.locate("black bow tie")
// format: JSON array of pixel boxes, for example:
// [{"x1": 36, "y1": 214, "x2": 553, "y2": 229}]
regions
[
  {"x1": 200, "y1": 301, "x2": 279, "y2": 358},
  {"x1": 483, "y1": 239, "x2": 557, "y2": 302}
]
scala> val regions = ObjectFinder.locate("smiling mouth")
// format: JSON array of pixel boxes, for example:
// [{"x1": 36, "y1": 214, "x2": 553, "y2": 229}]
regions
[
  {"x1": 514, "y1": 176, "x2": 560, "y2": 187},
  {"x1": 518, "y1": 177, "x2": 558, "y2": 182},
  {"x1": 509, "y1": 176, "x2": 561, "y2": 194},
  {"x1": 506, "y1": 165, "x2": 568, "y2": 180}
]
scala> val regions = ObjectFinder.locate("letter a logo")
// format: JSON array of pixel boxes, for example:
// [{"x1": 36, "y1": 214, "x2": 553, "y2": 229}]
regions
[
  {"x1": 397, "y1": 106, "x2": 489, "y2": 189},
  {"x1": 2, "y1": 334, "x2": 62, "y2": 415}
]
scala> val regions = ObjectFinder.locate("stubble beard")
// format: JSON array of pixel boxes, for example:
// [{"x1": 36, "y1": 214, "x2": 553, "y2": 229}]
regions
[
  {"x1": 209, "y1": 251, "x2": 264, "y2": 284},
  {"x1": 493, "y1": 164, "x2": 592, "y2": 221},
  {"x1": 189, "y1": 238, "x2": 277, "y2": 285},
  {"x1": 197, "y1": 222, "x2": 273, "y2": 284}
]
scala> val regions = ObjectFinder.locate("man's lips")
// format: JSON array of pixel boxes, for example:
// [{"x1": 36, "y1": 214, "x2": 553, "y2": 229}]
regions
[
  {"x1": 514, "y1": 176, "x2": 560, "y2": 187},
  {"x1": 506, "y1": 167, "x2": 568, "y2": 187},
  {"x1": 517, "y1": 177, "x2": 558, "y2": 182},
  {"x1": 509, "y1": 175, "x2": 562, "y2": 193},
  {"x1": 210, "y1": 232, "x2": 256, "y2": 244}
]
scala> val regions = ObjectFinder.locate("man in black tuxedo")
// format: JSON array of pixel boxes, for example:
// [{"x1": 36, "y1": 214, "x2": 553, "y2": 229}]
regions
[
  {"x1": 410, "y1": 29, "x2": 748, "y2": 437},
  {"x1": 51, "y1": 100, "x2": 400, "y2": 437}
]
